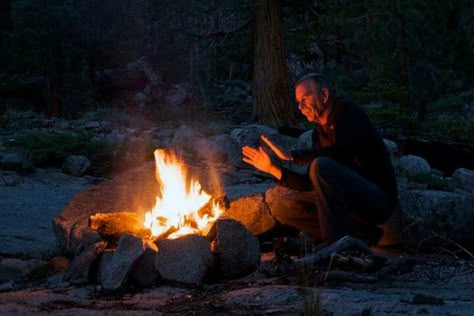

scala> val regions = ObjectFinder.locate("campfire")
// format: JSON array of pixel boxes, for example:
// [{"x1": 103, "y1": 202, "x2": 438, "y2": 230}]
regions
[
  {"x1": 144, "y1": 149, "x2": 223, "y2": 239},
  {"x1": 81, "y1": 148, "x2": 261, "y2": 289}
]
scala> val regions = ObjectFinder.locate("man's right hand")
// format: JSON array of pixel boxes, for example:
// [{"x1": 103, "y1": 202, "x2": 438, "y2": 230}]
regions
[{"x1": 261, "y1": 135, "x2": 293, "y2": 161}]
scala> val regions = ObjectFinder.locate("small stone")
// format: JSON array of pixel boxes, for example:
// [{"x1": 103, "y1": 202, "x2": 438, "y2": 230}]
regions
[
  {"x1": 225, "y1": 193, "x2": 276, "y2": 235},
  {"x1": 129, "y1": 242, "x2": 160, "y2": 287},
  {"x1": 155, "y1": 234, "x2": 212, "y2": 285},
  {"x1": 64, "y1": 241, "x2": 107, "y2": 285},
  {"x1": 451, "y1": 168, "x2": 474, "y2": 193},
  {"x1": 62, "y1": 155, "x2": 91, "y2": 176},
  {"x1": 207, "y1": 218, "x2": 260, "y2": 277},
  {"x1": 101, "y1": 234, "x2": 145, "y2": 291},
  {"x1": 0, "y1": 258, "x2": 48, "y2": 283},
  {"x1": 398, "y1": 155, "x2": 431, "y2": 176}
]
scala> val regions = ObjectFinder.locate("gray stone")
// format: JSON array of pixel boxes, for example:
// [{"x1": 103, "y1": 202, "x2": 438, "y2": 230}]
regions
[
  {"x1": 64, "y1": 241, "x2": 107, "y2": 285},
  {"x1": 68, "y1": 217, "x2": 102, "y2": 256},
  {"x1": 296, "y1": 130, "x2": 313, "y2": 151},
  {"x1": 0, "y1": 171, "x2": 23, "y2": 186},
  {"x1": 265, "y1": 185, "x2": 299, "y2": 208},
  {"x1": 0, "y1": 258, "x2": 48, "y2": 283},
  {"x1": 398, "y1": 155, "x2": 431, "y2": 176},
  {"x1": 154, "y1": 234, "x2": 212, "y2": 285},
  {"x1": 165, "y1": 84, "x2": 187, "y2": 106},
  {"x1": 230, "y1": 124, "x2": 297, "y2": 152},
  {"x1": 451, "y1": 168, "x2": 474, "y2": 193},
  {"x1": 399, "y1": 188, "x2": 474, "y2": 248},
  {"x1": 97, "y1": 249, "x2": 114, "y2": 283},
  {"x1": 224, "y1": 182, "x2": 274, "y2": 201},
  {"x1": 101, "y1": 234, "x2": 145, "y2": 291},
  {"x1": 383, "y1": 138, "x2": 399, "y2": 158},
  {"x1": 224, "y1": 193, "x2": 276, "y2": 235},
  {"x1": 84, "y1": 121, "x2": 100, "y2": 130},
  {"x1": 208, "y1": 218, "x2": 260, "y2": 277},
  {"x1": 53, "y1": 161, "x2": 158, "y2": 255},
  {"x1": 170, "y1": 125, "x2": 205, "y2": 154},
  {"x1": 62, "y1": 155, "x2": 91, "y2": 176},
  {"x1": 206, "y1": 134, "x2": 242, "y2": 166},
  {"x1": 0, "y1": 152, "x2": 31, "y2": 171},
  {"x1": 129, "y1": 242, "x2": 160, "y2": 287}
]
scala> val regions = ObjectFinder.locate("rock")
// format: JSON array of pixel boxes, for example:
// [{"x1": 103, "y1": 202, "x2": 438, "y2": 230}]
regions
[
  {"x1": 383, "y1": 138, "x2": 399, "y2": 158},
  {"x1": 53, "y1": 161, "x2": 158, "y2": 254},
  {"x1": 399, "y1": 189, "x2": 474, "y2": 248},
  {"x1": 154, "y1": 234, "x2": 212, "y2": 285},
  {"x1": 165, "y1": 84, "x2": 187, "y2": 106},
  {"x1": 224, "y1": 193, "x2": 276, "y2": 235},
  {"x1": 0, "y1": 171, "x2": 23, "y2": 186},
  {"x1": 170, "y1": 125, "x2": 205, "y2": 154},
  {"x1": 265, "y1": 185, "x2": 298, "y2": 207},
  {"x1": 133, "y1": 92, "x2": 147, "y2": 106},
  {"x1": 64, "y1": 241, "x2": 107, "y2": 285},
  {"x1": 97, "y1": 249, "x2": 114, "y2": 283},
  {"x1": 84, "y1": 121, "x2": 100, "y2": 130},
  {"x1": 62, "y1": 155, "x2": 91, "y2": 177},
  {"x1": 296, "y1": 130, "x2": 313, "y2": 151},
  {"x1": 0, "y1": 152, "x2": 31, "y2": 171},
  {"x1": 230, "y1": 124, "x2": 297, "y2": 152},
  {"x1": 207, "y1": 218, "x2": 260, "y2": 277},
  {"x1": 209, "y1": 134, "x2": 242, "y2": 166},
  {"x1": 101, "y1": 234, "x2": 145, "y2": 291},
  {"x1": 398, "y1": 155, "x2": 431, "y2": 176},
  {"x1": 48, "y1": 256, "x2": 70, "y2": 274},
  {"x1": 0, "y1": 258, "x2": 48, "y2": 283},
  {"x1": 451, "y1": 168, "x2": 474, "y2": 193},
  {"x1": 129, "y1": 242, "x2": 160, "y2": 287},
  {"x1": 224, "y1": 182, "x2": 274, "y2": 201},
  {"x1": 0, "y1": 280, "x2": 15, "y2": 292},
  {"x1": 68, "y1": 217, "x2": 102, "y2": 256}
]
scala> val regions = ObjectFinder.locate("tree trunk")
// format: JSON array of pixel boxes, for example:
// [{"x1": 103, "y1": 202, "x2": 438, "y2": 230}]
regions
[
  {"x1": 252, "y1": 0, "x2": 295, "y2": 127},
  {"x1": 365, "y1": 0, "x2": 376, "y2": 81},
  {"x1": 397, "y1": 0, "x2": 409, "y2": 107},
  {"x1": 0, "y1": 0, "x2": 12, "y2": 50}
]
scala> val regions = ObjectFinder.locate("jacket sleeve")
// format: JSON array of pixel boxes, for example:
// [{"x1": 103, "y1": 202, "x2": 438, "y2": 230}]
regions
[{"x1": 275, "y1": 167, "x2": 313, "y2": 191}]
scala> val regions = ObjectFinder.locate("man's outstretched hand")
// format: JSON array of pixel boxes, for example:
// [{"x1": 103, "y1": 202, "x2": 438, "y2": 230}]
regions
[
  {"x1": 261, "y1": 135, "x2": 293, "y2": 161},
  {"x1": 242, "y1": 144, "x2": 282, "y2": 180}
]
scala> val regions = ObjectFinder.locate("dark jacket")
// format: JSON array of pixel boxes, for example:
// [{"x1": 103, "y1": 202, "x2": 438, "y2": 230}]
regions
[{"x1": 277, "y1": 98, "x2": 398, "y2": 208}]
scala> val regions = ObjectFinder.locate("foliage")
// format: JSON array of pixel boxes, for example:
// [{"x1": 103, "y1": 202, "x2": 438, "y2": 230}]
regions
[
  {"x1": 365, "y1": 107, "x2": 417, "y2": 130},
  {"x1": 5, "y1": 131, "x2": 111, "y2": 167},
  {"x1": 408, "y1": 173, "x2": 451, "y2": 191},
  {"x1": 419, "y1": 117, "x2": 474, "y2": 142}
]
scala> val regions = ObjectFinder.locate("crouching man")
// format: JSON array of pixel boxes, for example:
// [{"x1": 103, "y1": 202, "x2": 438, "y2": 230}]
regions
[{"x1": 242, "y1": 73, "x2": 398, "y2": 245}]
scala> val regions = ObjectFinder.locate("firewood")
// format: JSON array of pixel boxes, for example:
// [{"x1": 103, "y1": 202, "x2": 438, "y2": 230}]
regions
[
  {"x1": 294, "y1": 236, "x2": 373, "y2": 268},
  {"x1": 89, "y1": 212, "x2": 150, "y2": 239}
]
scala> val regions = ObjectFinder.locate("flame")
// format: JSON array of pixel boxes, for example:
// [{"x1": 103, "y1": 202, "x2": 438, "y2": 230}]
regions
[{"x1": 144, "y1": 149, "x2": 223, "y2": 239}]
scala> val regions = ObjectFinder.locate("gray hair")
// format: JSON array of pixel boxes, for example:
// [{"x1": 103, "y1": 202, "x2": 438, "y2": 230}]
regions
[{"x1": 295, "y1": 73, "x2": 332, "y2": 93}]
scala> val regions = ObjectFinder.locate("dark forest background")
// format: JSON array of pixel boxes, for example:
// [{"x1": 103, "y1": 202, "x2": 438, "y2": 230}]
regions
[{"x1": 0, "y1": 0, "x2": 473, "y2": 143}]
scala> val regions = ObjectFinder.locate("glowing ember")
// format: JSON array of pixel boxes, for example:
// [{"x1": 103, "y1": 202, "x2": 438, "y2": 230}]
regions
[{"x1": 144, "y1": 149, "x2": 223, "y2": 239}]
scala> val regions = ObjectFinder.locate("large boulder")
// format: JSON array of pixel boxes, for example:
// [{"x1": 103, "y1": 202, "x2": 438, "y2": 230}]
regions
[
  {"x1": 53, "y1": 161, "x2": 159, "y2": 255},
  {"x1": 399, "y1": 188, "x2": 474, "y2": 248},
  {"x1": 230, "y1": 124, "x2": 297, "y2": 153},
  {"x1": 154, "y1": 234, "x2": 213, "y2": 285},
  {"x1": 451, "y1": 168, "x2": 474, "y2": 193},
  {"x1": 398, "y1": 155, "x2": 431, "y2": 177},
  {"x1": 207, "y1": 218, "x2": 260, "y2": 277},
  {"x1": 224, "y1": 193, "x2": 276, "y2": 235}
]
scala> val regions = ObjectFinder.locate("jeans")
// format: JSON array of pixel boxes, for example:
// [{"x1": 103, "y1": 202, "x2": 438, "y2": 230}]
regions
[{"x1": 271, "y1": 157, "x2": 393, "y2": 242}]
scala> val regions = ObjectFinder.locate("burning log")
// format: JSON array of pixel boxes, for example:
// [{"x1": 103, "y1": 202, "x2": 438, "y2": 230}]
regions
[{"x1": 89, "y1": 212, "x2": 150, "y2": 240}]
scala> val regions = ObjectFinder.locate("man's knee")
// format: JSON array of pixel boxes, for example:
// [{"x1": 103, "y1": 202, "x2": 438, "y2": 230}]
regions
[
  {"x1": 270, "y1": 196, "x2": 293, "y2": 225},
  {"x1": 309, "y1": 156, "x2": 337, "y2": 181}
]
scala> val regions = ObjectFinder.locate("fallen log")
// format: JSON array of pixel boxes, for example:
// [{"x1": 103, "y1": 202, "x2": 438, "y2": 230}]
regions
[
  {"x1": 89, "y1": 212, "x2": 150, "y2": 240},
  {"x1": 294, "y1": 236, "x2": 373, "y2": 268}
]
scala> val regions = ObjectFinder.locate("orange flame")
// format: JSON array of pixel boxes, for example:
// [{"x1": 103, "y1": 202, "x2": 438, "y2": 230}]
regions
[{"x1": 144, "y1": 149, "x2": 223, "y2": 239}]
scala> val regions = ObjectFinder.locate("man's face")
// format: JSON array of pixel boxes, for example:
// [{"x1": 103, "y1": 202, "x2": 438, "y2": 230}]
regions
[{"x1": 295, "y1": 80, "x2": 327, "y2": 124}]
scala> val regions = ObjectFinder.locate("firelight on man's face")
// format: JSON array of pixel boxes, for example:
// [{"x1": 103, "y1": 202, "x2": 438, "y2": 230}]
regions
[{"x1": 295, "y1": 80, "x2": 325, "y2": 124}]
